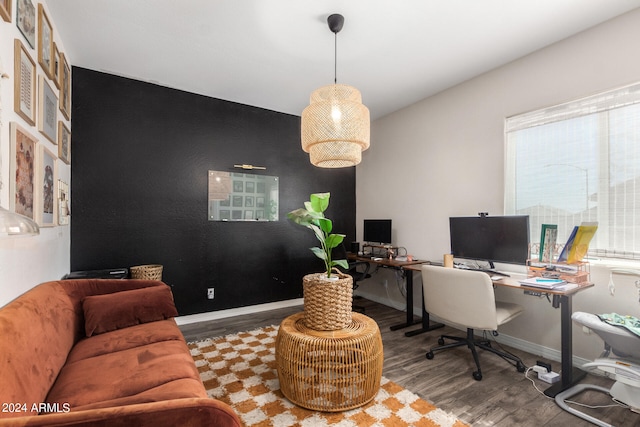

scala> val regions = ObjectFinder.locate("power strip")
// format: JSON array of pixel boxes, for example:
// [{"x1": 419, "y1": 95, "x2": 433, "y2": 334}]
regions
[
  {"x1": 531, "y1": 363, "x2": 559, "y2": 383},
  {"x1": 539, "y1": 371, "x2": 560, "y2": 383},
  {"x1": 531, "y1": 365, "x2": 548, "y2": 375}
]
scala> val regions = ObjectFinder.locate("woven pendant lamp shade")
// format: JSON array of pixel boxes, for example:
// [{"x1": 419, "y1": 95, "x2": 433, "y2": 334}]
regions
[{"x1": 301, "y1": 84, "x2": 370, "y2": 168}]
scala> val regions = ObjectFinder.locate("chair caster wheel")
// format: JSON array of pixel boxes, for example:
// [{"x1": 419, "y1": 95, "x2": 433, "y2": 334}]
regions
[
  {"x1": 473, "y1": 371, "x2": 482, "y2": 381},
  {"x1": 437, "y1": 338, "x2": 445, "y2": 345},
  {"x1": 516, "y1": 361, "x2": 526, "y2": 373},
  {"x1": 426, "y1": 351, "x2": 434, "y2": 360}
]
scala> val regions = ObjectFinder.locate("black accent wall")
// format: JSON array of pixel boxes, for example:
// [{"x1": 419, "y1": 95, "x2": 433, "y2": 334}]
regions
[{"x1": 71, "y1": 68, "x2": 356, "y2": 316}]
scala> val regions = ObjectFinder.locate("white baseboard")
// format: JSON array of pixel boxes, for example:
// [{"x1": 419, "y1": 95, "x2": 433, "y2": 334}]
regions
[
  {"x1": 491, "y1": 330, "x2": 591, "y2": 367},
  {"x1": 175, "y1": 298, "x2": 304, "y2": 326}
]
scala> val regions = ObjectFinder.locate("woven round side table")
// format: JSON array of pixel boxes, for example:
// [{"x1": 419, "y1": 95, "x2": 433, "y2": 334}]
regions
[{"x1": 275, "y1": 311, "x2": 383, "y2": 412}]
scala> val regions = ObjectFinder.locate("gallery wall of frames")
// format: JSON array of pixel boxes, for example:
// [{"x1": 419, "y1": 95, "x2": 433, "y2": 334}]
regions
[{"x1": 1, "y1": 0, "x2": 71, "y2": 229}]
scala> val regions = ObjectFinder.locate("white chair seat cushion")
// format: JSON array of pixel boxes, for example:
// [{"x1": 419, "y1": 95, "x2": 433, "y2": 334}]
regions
[{"x1": 496, "y1": 301, "x2": 524, "y2": 326}]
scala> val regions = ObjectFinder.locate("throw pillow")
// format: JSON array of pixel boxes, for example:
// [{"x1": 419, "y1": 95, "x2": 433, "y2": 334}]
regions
[{"x1": 83, "y1": 285, "x2": 178, "y2": 336}]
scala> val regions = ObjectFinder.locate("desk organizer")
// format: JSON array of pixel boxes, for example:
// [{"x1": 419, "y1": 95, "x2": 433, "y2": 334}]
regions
[
  {"x1": 362, "y1": 244, "x2": 398, "y2": 259},
  {"x1": 527, "y1": 259, "x2": 590, "y2": 283}
]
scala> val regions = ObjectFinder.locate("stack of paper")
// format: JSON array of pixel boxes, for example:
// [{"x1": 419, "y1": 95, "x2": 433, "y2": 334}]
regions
[{"x1": 519, "y1": 277, "x2": 567, "y2": 289}]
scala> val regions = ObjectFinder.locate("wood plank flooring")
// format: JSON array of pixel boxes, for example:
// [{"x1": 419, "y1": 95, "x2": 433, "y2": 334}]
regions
[{"x1": 179, "y1": 298, "x2": 637, "y2": 426}]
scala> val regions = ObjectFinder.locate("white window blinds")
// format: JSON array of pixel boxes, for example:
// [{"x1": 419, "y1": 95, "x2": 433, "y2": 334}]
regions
[{"x1": 505, "y1": 82, "x2": 640, "y2": 260}]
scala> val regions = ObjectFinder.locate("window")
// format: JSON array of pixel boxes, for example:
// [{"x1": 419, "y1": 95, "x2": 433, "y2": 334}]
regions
[{"x1": 505, "y1": 82, "x2": 640, "y2": 260}]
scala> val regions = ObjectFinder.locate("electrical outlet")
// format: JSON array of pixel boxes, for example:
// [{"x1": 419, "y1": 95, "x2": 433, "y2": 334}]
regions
[{"x1": 207, "y1": 288, "x2": 214, "y2": 300}]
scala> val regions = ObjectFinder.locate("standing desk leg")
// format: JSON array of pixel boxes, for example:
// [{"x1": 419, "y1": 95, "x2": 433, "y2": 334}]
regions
[
  {"x1": 404, "y1": 285, "x2": 444, "y2": 337},
  {"x1": 543, "y1": 294, "x2": 586, "y2": 398},
  {"x1": 389, "y1": 268, "x2": 444, "y2": 335},
  {"x1": 389, "y1": 268, "x2": 421, "y2": 331}
]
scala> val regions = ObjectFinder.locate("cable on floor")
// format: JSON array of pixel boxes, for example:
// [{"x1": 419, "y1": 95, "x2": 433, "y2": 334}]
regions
[{"x1": 524, "y1": 367, "x2": 628, "y2": 410}]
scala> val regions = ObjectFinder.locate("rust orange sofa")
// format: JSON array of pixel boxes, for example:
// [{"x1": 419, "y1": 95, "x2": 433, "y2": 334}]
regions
[{"x1": 0, "y1": 279, "x2": 241, "y2": 427}]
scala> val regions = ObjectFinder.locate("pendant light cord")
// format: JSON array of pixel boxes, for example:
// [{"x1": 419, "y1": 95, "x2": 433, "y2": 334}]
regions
[{"x1": 334, "y1": 31, "x2": 338, "y2": 84}]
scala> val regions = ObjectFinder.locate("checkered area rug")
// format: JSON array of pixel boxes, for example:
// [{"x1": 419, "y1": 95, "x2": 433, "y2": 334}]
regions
[{"x1": 188, "y1": 325, "x2": 469, "y2": 427}]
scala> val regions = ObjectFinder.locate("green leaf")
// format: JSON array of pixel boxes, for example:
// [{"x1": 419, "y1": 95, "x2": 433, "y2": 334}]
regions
[
  {"x1": 325, "y1": 233, "x2": 345, "y2": 250},
  {"x1": 317, "y1": 218, "x2": 332, "y2": 234},
  {"x1": 332, "y1": 259, "x2": 350, "y2": 270},
  {"x1": 310, "y1": 193, "x2": 330, "y2": 213},
  {"x1": 303, "y1": 201, "x2": 314, "y2": 212},
  {"x1": 308, "y1": 224, "x2": 325, "y2": 244},
  {"x1": 286, "y1": 208, "x2": 312, "y2": 226},
  {"x1": 310, "y1": 247, "x2": 327, "y2": 260}
]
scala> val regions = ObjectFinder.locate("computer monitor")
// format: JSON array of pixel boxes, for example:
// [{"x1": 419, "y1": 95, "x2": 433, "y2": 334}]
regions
[
  {"x1": 363, "y1": 219, "x2": 392, "y2": 245},
  {"x1": 449, "y1": 215, "x2": 530, "y2": 267}
]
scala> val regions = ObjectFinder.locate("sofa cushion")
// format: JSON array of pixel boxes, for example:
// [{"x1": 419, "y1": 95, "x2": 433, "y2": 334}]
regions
[
  {"x1": 66, "y1": 319, "x2": 184, "y2": 364},
  {"x1": 46, "y1": 339, "x2": 204, "y2": 409},
  {"x1": 83, "y1": 285, "x2": 178, "y2": 336}
]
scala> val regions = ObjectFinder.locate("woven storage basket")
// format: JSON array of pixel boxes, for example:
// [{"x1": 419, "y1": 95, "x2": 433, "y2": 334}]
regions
[
  {"x1": 130, "y1": 264, "x2": 163, "y2": 280},
  {"x1": 303, "y1": 269, "x2": 352, "y2": 331}
]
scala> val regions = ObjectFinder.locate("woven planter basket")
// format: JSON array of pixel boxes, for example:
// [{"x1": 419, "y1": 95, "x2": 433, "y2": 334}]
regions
[
  {"x1": 303, "y1": 269, "x2": 353, "y2": 331},
  {"x1": 130, "y1": 264, "x2": 163, "y2": 281}
]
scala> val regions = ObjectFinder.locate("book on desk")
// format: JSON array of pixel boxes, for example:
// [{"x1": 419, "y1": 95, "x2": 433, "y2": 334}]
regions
[{"x1": 518, "y1": 277, "x2": 578, "y2": 291}]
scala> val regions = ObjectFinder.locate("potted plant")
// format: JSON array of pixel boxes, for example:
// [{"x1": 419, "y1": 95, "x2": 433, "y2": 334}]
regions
[
  {"x1": 287, "y1": 192, "x2": 353, "y2": 330},
  {"x1": 287, "y1": 192, "x2": 349, "y2": 279}
]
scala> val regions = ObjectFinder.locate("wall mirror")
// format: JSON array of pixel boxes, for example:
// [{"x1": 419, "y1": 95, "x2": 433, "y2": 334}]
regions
[{"x1": 208, "y1": 170, "x2": 279, "y2": 221}]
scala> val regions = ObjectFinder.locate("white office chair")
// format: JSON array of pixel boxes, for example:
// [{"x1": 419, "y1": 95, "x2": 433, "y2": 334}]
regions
[
  {"x1": 555, "y1": 312, "x2": 640, "y2": 427},
  {"x1": 421, "y1": 265, "x2": 526, "y2": 380}
]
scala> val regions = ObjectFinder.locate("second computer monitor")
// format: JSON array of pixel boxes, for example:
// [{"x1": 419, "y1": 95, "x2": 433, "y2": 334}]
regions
[{"x1": 363, "y1": 219, "x2": 392, "y2": 245}]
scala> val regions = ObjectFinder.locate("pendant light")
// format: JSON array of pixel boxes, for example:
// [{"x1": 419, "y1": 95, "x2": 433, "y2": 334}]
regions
[
  {"x1": 0, "y1": 207, "x2": 40, "y2": 236},
  {"x1": 301, "y1": 14, "x2": 370, "y2": 168}
]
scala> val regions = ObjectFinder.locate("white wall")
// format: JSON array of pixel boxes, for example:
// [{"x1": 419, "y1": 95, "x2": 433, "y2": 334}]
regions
[
  {"x1": 0, "y1": 2, "x2": 70, "y2": 306},
  {"x1": 356, "y1": 8, "x2": 640, "y2": 363}
]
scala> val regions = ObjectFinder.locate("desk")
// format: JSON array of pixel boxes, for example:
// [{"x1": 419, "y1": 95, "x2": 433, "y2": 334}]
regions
[
  {"x1": 348, "y1": 255, "x2": 444, "y2": 336},
  {"x1": 406, "y1": 263, "x2": 594, "y2": 398}
]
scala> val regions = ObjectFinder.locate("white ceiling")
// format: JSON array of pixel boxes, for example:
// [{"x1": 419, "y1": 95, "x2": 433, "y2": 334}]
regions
[{"x1": 46, "y1": 0, "x2": 640, "y2": 120}]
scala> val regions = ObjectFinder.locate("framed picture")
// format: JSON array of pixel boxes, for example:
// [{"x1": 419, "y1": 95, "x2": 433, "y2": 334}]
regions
[
  {"x1": 244, "y1": 210, "x2": 254, "y2": 220},
  {"x1": 0, "y1": 0, "x2": 12, "y2": 22},
  {"x1": 38, "y1": 75, "x2": 57, "y2": 143},
  {"x1": 36, "y1": 144, "x2": 56, "y2": 227},
  {"x1": 58, "y1": 121, "x2": 70, "y2": 164},
  {"x1": 9, "y1": 122, "x2": 37, "y2": 220},
  {"x1": 233, "y1": 180, "x2": 243, "y2": 192},
  {"x1": 52, "y1": 42, "x2": 60, "y2": 88},
  {"x1": 245, "y1": 181, "x2": 255, "y2": 193},
  {"x1": 59, "y1": 52, "x2": 70, "y2": 119},
  {"x1": 14, "y1": 39, "x2": 36, "y2": 125},
  {"x1": 16, "y1": 0, "x2": 34, "y2": 48},
  {"x1": 245, "y1": 196, "x2": 254, "y2": 207},
  {"x1": 57, "y1": 180, "x2": 69, "y2": 225},
  {"x1": 37, "y1": 3, "x2": 54, "y2": 79}
]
